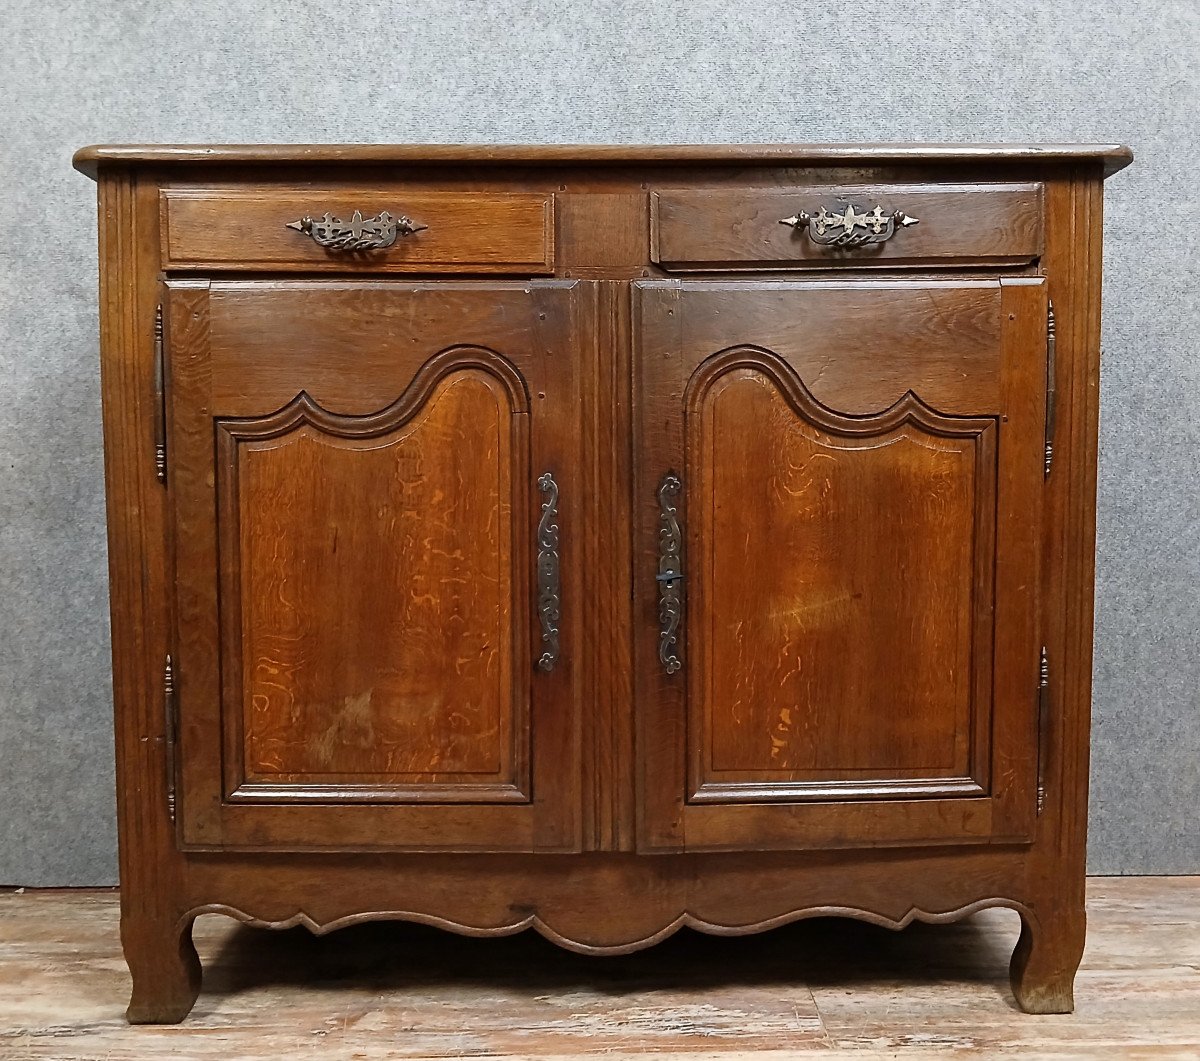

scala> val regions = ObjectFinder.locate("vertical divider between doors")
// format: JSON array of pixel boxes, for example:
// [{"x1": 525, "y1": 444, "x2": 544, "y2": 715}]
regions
[{"x1": 581, "y1": 280, "x2": 637, "y2": 851}]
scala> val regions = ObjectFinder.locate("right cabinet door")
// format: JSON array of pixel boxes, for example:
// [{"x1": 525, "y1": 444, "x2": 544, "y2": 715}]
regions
[{"x1": 634, "y1": 278, "x2": 1047, "y2": 851}]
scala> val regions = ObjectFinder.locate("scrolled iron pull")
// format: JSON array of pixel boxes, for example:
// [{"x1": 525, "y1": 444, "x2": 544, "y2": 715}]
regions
[
  {"x1": 656, "y1": 473, "x2": 684, "y2": 675},
  {"x1": 286, "y1": 209, "x2": 427, "y2": 251},
  {"x1": 779, "y1": 202, "x2": 919, "y2": 248},
  {"x1": 535, "y1": 472, "x2": 561, "y2": 673}
]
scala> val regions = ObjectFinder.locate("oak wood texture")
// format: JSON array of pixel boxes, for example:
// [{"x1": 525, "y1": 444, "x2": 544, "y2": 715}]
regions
[
  {"x1": 633, "y1": 279, "x2": 1044, "y2": 851},
  {"x1": 651, "y1": 183, "x2": 1044, "y2": 269},
  {"x1": 72, "y1": 141, "x2": 1135, "y2": 177},
  {"x1": 78, "y1": 143, "x2": 1128, "y2": 1024},
  {"x1": 169, "y1": 280, "x2": 583, "y2": 851},
  {"x1": 3, "y1": 878, "x2": 1199, "y2": 1059},
  {"x1": 161, "y1": 189, "x2": 555, "y2": 272}
]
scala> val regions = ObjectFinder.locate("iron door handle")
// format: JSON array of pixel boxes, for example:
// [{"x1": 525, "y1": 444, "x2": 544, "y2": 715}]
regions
[
  {"x1": 656, "y1": 473, "x2": 684, "y2": 675},
  {"x1": 536, "y1": 472, "x2": 561, "y2": 672}
]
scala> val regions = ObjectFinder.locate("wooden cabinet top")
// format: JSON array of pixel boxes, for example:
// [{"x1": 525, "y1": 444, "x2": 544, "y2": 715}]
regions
[{"x1": 73, "y1": 142, "x2": 1134, "y2": 179}]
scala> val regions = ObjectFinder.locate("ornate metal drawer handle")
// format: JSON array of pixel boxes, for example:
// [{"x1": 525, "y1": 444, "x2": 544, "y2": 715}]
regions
[
  {"x1": 656, "y1": 473, "x2": 684, "y2": 675},
  {"x1": 780, "y1": 202, "x2": 919, "y2": 247},
  {"x1": 535, "y1": 472, "x2": 561, "y2": 673},
  {"x1": 285, "y1": 209, "x2": 427, "y2": 251}
]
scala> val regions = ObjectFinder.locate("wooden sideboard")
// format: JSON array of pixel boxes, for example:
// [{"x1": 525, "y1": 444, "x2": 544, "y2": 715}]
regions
[{"x1": 75, "y1": 143, "x2": 1132, "y2": 1023}]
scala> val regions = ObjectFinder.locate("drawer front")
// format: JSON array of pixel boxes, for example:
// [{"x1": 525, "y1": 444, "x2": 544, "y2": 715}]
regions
[
  {"x1": 651, "y1": 183, "x2": 1043, "y2": 270},
  {"x1": 161, "y1": 189, "x2": 555, "y2": 273}
]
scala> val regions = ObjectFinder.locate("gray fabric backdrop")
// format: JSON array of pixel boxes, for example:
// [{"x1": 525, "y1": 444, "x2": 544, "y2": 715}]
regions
[{"x1": 2, "y1": 0, "x2": 1196, "y2": 884}]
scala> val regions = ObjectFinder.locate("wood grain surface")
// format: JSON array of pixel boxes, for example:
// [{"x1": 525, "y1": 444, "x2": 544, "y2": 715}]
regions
[
  {"x1": 632, "y1": 279, "x2": 1043, "y2": 851},
  {"x1": 1, "y1": 878, "x2": 1195, "y2": 1059},
  {"x1": 651, "y1": 184, "x2": 1044, "y2": 269},
  {"x1": 231, "y1": 371, "x2": 521, "y2": 789},
  {"x1": 168, "y1": 280, "x2": 584, "y2": 852},
  {"x1": 693, "y1": 362, "x2": 988, "y2": 790},
  {"x1": 71, "y1": 141, "x2": 1135, "y2": 178},
  {"x1": 161, "y1": 189, "x2": 555, "y2": 273}
]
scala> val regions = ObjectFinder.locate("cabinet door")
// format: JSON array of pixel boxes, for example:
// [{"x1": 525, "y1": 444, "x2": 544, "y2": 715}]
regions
[
  {"x1": 635, "y1": 279, "x2": 1046, "y2": 851},
  {"x1": 167, "y1": 280, "x2": 581, "y2": 851}
]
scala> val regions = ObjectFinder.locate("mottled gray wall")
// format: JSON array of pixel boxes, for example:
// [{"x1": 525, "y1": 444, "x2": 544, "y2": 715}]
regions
[{"x1": 2, "y1": 0, "x2": 1196, "y2": 884}]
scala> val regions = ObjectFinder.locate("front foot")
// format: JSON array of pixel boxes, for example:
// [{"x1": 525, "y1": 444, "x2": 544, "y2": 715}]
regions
[
  {"x1": 1009, "y1": 904, "x2": 1085, "y2": 1014},
  {"x1": 122, "y1": 912, "x2": 202, "y2": 1023}
]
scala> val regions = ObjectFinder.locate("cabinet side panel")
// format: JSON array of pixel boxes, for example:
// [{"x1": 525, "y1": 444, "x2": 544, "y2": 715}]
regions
[
  {"x1": 1039, "y1": 171, "x2": 1105, "y2": 887},
  {"x1": 1066, "y1": 175, "x2": 1104, "y2": 856}
]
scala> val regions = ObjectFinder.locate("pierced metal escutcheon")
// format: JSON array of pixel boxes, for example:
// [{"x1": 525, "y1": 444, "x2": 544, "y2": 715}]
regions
[
  {"x1": 286, "y1": 209, "x2": 427, "y2": 251},
  {"x1": 536, "y1": 472, "x2": 561, "y2": 673},
  {"x1": 780, "y1": 202, "x2": 919, "y2": 247},
  {"x1": 656, "y1": 472, "x2": 684, "y2": 675}
]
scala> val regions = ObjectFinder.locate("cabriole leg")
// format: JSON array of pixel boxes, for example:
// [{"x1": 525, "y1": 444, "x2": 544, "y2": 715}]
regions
[
  {"x1": 1009, "y1": 903, "x2": 1086, "y2": 1014},
  {"x1": 122, "y1": 911, "x2": 202, "y2": 1024}
]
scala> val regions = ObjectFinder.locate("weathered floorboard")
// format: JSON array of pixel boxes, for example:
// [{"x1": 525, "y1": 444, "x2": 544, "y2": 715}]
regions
[{"x1": 0, "y1": 877, "x2": 1196, "y2": 1059}]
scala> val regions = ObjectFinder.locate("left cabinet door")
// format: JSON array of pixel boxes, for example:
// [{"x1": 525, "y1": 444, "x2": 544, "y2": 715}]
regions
[{"x1": 165, "y1": 280, "x2": 582, "y2": 851}]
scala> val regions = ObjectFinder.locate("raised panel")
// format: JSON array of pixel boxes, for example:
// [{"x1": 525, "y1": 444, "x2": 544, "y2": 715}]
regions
[
  {"x1": 219, "y1": 361, "x2": 529, "y2": 802},
  {"x1": 687, "y1": 349, "x2": 995, "y2": 803}
]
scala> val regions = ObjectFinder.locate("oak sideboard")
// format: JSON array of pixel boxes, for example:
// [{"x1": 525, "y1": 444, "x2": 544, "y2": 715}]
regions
[{"x1": 74, "y1": 142, "x2": 1132, "y2": 1022}]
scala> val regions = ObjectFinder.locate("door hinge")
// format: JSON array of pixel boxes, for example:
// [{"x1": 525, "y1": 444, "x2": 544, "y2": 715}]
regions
[
  {"x1": 1036, "y1": 645, "x2": 1050, "y2": 815},
  {"x1": 163, "y1": 652, "x2": 177, "y2": 823},
  {"x1": 1043, "y1": 300, "x2": 1056, "y2": 478},
  {"x1": 153, "y1": 304, "x2": 167, "y2": 484}
]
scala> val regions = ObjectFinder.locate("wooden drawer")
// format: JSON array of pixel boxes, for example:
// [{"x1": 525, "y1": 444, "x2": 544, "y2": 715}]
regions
[
  {"x1": 160, "y1": 189, "x2": 555, "y2": 273},
  {"x1": 651, "y1": 183, "x2": 1043, "y2": 270}
]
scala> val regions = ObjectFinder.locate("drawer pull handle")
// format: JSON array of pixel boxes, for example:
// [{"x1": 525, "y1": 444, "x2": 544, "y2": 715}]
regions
[
  {"x1": 536, "y1": 472, "x2": 561, "y2": 673},
  {"x1": 780, "y1": 203, "x2": 919, "y2": 248},
  {"x1": 285, "y1": 209, "x2": 427, "y2": 251},
  {"x1": 656, "y1": 472, "x2": 684, "y2": 675}
]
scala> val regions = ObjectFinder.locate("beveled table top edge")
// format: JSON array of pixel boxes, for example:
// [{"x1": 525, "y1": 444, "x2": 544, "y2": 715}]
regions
[{"x1": 72, "y1": 142, "x2": 1134, "y2": 180}]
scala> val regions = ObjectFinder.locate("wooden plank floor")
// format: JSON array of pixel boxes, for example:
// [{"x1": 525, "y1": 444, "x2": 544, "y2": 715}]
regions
[{"x1": 0, "y1": 877, "x2": 1197, "y2": 1059}]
